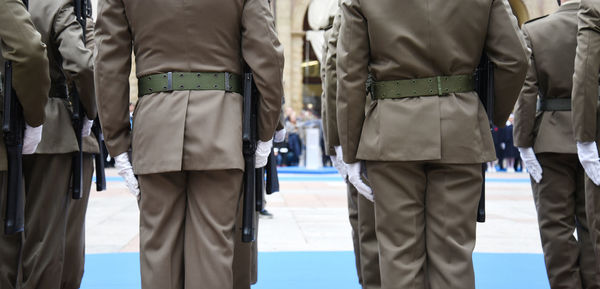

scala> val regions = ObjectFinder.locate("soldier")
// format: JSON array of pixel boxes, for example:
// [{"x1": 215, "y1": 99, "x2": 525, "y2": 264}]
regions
[
  {"x1": 0, "y1": 0, "x2": 50, "y2": 288},
  {"x1": 19, "y1": 1, "x2": 96, "y2": 288},
  {"x1": 321, "y1": 8, "x2": 381, "y2": 289},
  {"x1": 514, "y1": 1, "x2": 600, "y2": 287},
  {"x1": 61, "y1": 15, "x2": 99, "y2": 289},
  {"x1": 336, "y1": 0, "x2": 528, "y2": 288},
  {"x1": 572, "y1": 0, "x2": 600, "y2": 273},
  {"x1": 94, "y1": 0, "x2": 284, "y2": 288}
]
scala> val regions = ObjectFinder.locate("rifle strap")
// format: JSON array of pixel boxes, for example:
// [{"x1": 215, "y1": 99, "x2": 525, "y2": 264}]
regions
[
  {"x1": 537, "y1": 98, "x2": 571, "y2": 111},
  {"x1": 371, "y1": 74, "x2": 474, "y2": 99},
  {"x1": 138, "y1": 72, "x2": 242, "y2": 97}
]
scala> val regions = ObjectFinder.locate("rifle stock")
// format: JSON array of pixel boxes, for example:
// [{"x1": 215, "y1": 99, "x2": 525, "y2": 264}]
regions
[
  {"x1": 3, "y1": 60, "x2": 25, "y2": 235},
  {"x1": 92, "y1": 118, "x2": 106, "y2": 191},
  {"x1": 241, "y1": 69, "x2": 258, "y2": 243},
  {"x1": 474, "y1": 54, "x2": 494, "y2": 223}
]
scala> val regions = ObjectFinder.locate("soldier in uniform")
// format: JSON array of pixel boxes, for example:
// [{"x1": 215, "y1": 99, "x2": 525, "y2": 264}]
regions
[
  {"x1": 20, "y1": 1, "x2": 96, "y2": 288},
  {"x1": 572, "y1": 0, "x2": 600, "y2": 273},
  {"x1": 61, "y1": 15, "x2": 99, "y2": 289},
  {"x1": 321, "y1": 8, "x2": 381, "y2": 289},
  {"x1": 0, "y1": 0, "x2": 50, "y2": 288},
  {"x1": 94, "y1": 0, "x2": 284, "y2": 288},
  {"x1": 336, "y1": 0, "x2": 528, "y2": 288},
  {"x1": 513, "y1": 1, "x2": 600, "y2": 288}
]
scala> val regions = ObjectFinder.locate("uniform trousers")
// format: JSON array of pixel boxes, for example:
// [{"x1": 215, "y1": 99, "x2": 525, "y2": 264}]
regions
[
  {"x1": 137, "y1": 169, "x2": 243, "y2": 289},
  {"x1": 357, "y1": 192, "x2": 381, "y2": 289},
  {"x1": 61, "y1": 154, "x2": 94, "y2": 289},
  {"x1": 233, "y1": 203, "x2": 258, "y2": 289},
  {"x1": 366, "y1": 161, "x2": 481, "y2": 289},
  {"x1": 21, "y1": 153, "x2": 73, "y2": 289},
  {"x1": 347, "y1": 182, "x2": 363, "y2": 285},
  {"x1": 584, "y1": 166, "x2": 600, "y2": 277},
  {"x1": 531, "y1": 153, "x2": 599, "y2": 289},
  {"x1": 0, "y1": 171, "x2": 22, "y2": 289}
]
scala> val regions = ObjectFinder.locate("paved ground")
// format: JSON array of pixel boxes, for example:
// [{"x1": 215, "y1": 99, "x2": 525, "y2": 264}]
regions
[{"x1": 86, "y1": 168, "x2": 541, "y2": 255}]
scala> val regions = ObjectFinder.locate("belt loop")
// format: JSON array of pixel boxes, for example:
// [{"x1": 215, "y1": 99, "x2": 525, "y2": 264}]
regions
[
  {"x1": 436, "y1": 76, "x2": 443, "y2": 96},
  {"x1": 225, "y1": 72, "x2": 231, "y2": 92},
  {"x1": 167, "y1": 72, "x2": 173, "y2": 91}
]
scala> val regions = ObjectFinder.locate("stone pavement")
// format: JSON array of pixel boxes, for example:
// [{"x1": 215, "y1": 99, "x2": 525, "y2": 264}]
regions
[{"x1": 86, "y1": 168, "x2": 542, "y2": 255}]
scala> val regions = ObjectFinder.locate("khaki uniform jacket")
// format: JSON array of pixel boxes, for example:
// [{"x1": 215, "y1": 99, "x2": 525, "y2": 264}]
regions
[
  {"x1": 29, "y1": 0, "x2": 96, "y2": 155},
  {"x1": 337, "y1": 0, "x2": 529, "y2": 164},
  {"x1": 572, "y1": 0, "x2": 600, "y2": 143},
  {"x1": 514, "y1": 2, "x2": 580, "y2": 154},
  {"x1": 322, "y1": 12, "x2": 341, "y2": 157},
  {"x1": 95, "y1": 0, "x2": 284, "y2": 174},
  {"x1": 0, "y1": 0, "x2": 50, "y2": 170}
]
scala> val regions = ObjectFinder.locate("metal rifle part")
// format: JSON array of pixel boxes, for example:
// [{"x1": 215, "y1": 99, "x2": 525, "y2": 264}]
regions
[
  {"x1": 241, "y1": 67, "x2": 258, "y2": 243},
  {"x1": 92, "y1": 118, "x2": 106, "y2": 191},
  {"x1": 474, "y1": 53, "x2": 494, "y2": 223}
]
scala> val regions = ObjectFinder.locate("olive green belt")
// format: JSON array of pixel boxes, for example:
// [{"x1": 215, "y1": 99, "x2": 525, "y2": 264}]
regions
[
  {"x1": 537, "y1": 98, "x2": 571, "y2": 111},
  {"x1": 371, "y1": 74, "x2": 474, "y2": 99},
  {"x1": 137, "y1": 72, "x2": 242, "y2": 97}
]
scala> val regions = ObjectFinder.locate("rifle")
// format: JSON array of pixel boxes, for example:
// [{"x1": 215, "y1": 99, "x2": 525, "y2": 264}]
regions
[
  {"x1": 265, "y1": 149, "x2": 279, "y2": 195},
  {"x1": 474, "y1": 54, "x2": 494, "y2": 223},
  {"x1": 241, "y1": 66, "x2": 261, "y2": 243},
  {"x1": 91, "y1": 118, "x2": 106, "y2": 191},
  {"x1": 70, "y1": 0, "x2": 90, "y2": 199},
  {"x1": 2, "y1": 0, "x2": 30, "y2": 236}
]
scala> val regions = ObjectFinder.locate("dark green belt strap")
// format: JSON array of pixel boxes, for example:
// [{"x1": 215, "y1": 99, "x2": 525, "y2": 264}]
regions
[
  {"x1": 138, "y1": 72, "x2": 242, "y2": 97},
  {"x1": 537, "y1": 98, "x2": 571, "y2": 111},
  {"x1": 371, "y1": 74, "x2": 474, "y2": 99}
]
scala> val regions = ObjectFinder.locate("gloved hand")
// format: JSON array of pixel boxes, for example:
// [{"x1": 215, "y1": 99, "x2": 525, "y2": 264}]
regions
[
  {"x1": 115, "y1": 152, "x2": 140, "y2": 198},
  {"x1": 81, "y1": 116, "x2": 94, "y2": 137},
  {"x1": 346, "y1": 161, "x2": 373, "y2": 202},
  {"x1": 255, "y1": 138, "x2": 273, "y2": 168},
  {"x1": 22, "y1": 124, "x2": 43, "y2": 154},
  {"x1": 330, "y1": 146, "x2": 347, "y2": 180},
  {"x1": 274, "y1": 128, "x2": 286, "y2": 143},
  {"x1": 518, "y1": 147, "x2": 542, "y2": 183},
  {"x1": 577, "y1": 141, "x2": 600, "y2": 186}
]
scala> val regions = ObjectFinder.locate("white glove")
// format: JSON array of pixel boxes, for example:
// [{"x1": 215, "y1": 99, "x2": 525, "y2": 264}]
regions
[
  {"x1": 22, "y1": 124, "x2": 43, "y2": 154},
  {"x1": 274, "y1": 128, "x2": 286, "y2": 143},
  {"x1": 255, "y1": 139, "x2": 273, "y2": 168},
  {"x1": 577, "y1": 141, "x2": 600, "y2": 186},
  {"x1": 346, "y1": 161, "x2": 373, "y2": 202},
  {"x1": 115, "y1": 152, "x2": 140, "y2": 198},
  {"x1": 81, "y1": 116, "x2": 94, "y2": 137},
  {"x1": 518, "y1": 147, "x2": 542, "y2": 183},
  {"x1": 331, "y1": 146, "x2": 347, "y2": 180}
]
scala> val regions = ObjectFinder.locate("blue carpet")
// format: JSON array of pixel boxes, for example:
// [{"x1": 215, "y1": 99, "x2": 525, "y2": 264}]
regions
[
  {"x1": 97, "y1": 176, "x2": 530, "y2": 183},
  {"x1": 81, "y1": 251, "x2": 549, "y2": 289}
]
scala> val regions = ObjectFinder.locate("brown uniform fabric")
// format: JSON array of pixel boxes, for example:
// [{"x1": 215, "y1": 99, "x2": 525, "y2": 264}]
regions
[
  {"x1": 21, "y1": 154, "x2": 72, "y2": 289},
  {"x1": 94, "y1": 0, "x2": 284, "y2": 175},
  {"x1": 532, "y1": 153, "x2": 599, "y2": 289},
  {"x1": 336, "y1": 0, "x2": 528, "y2": 165},
  {"x1": 357, "y1": 194, "x2": 381, "y2": 289},
  {"x1": 322, "y1": 12, "x2": 341, "y2": 156},
  {"x1": 233, "y1": 202, "x2": 258, "y2": 289},
  {"x1": 367, "y1": 161, "x2": 482, "y2": 289},
  {"x1": 137, "y1": 170, "x2": 243, "y2": 289},
  {"x1": 513, "y1": 3, "x2": 600, "y2": 288},
  {"x1": 337, "y1": 1, "x2": 528, "y2": 288},
  {"x1": 0, "y1": 172, "x2": 22, "y2": 289},
  {"x1": 513, "y1": 2, "x2": 579, "y2": 154},
  {"x1": 61, "y1": 154, "x2": 94, "y2": 289},
  {"x1": 346, "y1": 183, "x2": 363, "y2": 285},
  {"x1": 0, "y1": 0, "x2": 49, "y2": 170},
  {"x1": 572, "y1": 0, "x2": 600, "y2": 273}
]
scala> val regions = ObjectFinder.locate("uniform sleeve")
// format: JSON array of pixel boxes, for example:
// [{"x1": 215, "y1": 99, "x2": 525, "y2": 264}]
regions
[
  {"x1": 336, "y1": 0, "x2": 369, "y2": 164},
  {"x1": 513, "y1": 27, "x2": 539, "y2": 148},
  {"x1": 325, "y1": 13, "x2": 341, "y2": 156},
  {"x1": 94, "y1": 0, "x2": 133, "y2": 156},
  {"x1": 241, "y1": 0, "x2": 284, "y2": 142},
  {"x1": 320, "y1": 29, "x2": 330, "y2": 155},
  {"x1": 572, "y1": 0, "x2": 600, "y2": 142},
  {"x1": 0, "y1": 0, "x2": 49, "y2": 127},
  {"x1": 54, "y1": 4, "x2": 96, "y2": 119},
  {"x1": 485, "y1": 0, "x2": 529, "y2": 127}
]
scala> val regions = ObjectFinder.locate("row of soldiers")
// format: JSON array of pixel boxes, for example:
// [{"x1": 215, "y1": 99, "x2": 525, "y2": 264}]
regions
[
  {"x1": 1, "y1": 0, "x2": 284, "y2": 288},
  {"x1": 320, "y1": 0, "x2": 600, "y2": 288}
]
